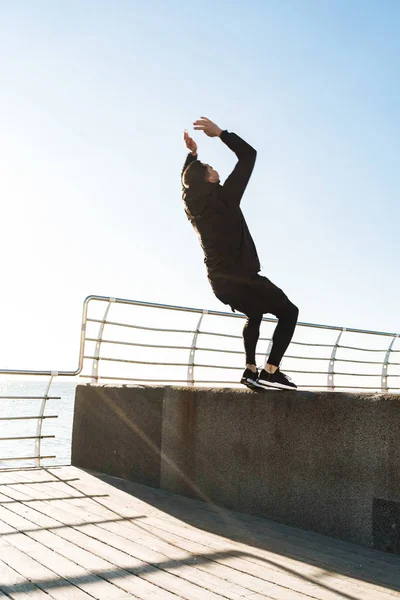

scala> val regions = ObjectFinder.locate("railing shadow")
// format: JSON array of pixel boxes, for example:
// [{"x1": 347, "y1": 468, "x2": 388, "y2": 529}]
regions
[{"x1": 87, "y1": 469, "x2": 400, "y2": 596}]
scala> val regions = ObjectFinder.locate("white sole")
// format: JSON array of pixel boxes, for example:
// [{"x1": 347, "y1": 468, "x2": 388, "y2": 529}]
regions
[
  {"x1": 257, "y1": 380, "x2": 297, "y2": 391},
  {"x1": 242, "y1": 378, "x2": 273, "y2": 390}
]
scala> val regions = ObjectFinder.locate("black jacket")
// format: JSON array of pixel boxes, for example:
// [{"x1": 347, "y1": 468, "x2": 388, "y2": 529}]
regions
[{"x1": 182, "y1": 131, "x2": 260, "y2": 291}]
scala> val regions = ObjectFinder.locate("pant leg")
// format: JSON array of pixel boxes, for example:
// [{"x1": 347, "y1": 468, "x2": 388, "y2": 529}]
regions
[
  {"x1": 213, "y1": 274, "x2": 298, "y2": 368},
  {"x1": 243, "y1": 315, "x2": 263, "y2": 364},
  {"x1": 268, "y1": 298, "x2": 299, "y2": 366},
  {"x1": 213, "y1": 281, "x2": 264, "y2": 367}
]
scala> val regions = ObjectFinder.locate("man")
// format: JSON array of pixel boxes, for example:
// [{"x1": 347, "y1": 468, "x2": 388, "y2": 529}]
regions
[{"x1": 182, "y1": 117, "x2": 298, "y2": 390}]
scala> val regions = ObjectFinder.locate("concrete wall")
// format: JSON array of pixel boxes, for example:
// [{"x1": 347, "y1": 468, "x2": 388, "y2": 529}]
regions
[{"x1": 72, "y1": 385, "x2": 400, "y2": 552}]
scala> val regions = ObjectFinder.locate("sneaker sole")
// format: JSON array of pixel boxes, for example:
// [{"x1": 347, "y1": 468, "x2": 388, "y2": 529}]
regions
[
  {"x1": 241, "y1": 378, "x2": 268, "y2": 390},
  {"x1": 257, "y1": 380, "x2": 297, "y2": 391}
]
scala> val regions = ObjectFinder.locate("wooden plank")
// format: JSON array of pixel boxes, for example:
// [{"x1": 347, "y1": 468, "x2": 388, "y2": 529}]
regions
[
  {"x1": 0, "y1": 480, "x2": 368, "y2": 600},
  {"x1": 4, "y1": 467, "x2": 400, "y2": 600},
  {"x1": 61, "y1": 471, "x2": 400, "y2": 585},
  {"x1": 6, "y1": 498, "x2": 250, "y2": 600},
  {"x1": 0, "y1": 555, "x2": 55, "y2": 599},
  {"x1": 0, "y1": 474, "x2": 279, "y2": 599},
  {"x1": 0, "y1": 478, "x2": 232, "y2": 599},
  {"x1": 0, "y1": 542, "x2": 94, "y2": 600},
  {"x1": 0, "y1": 494, "x2": 184, "y2": 599},
  {"x1": 11, "y1": 468, "x2": 400, "y2": 600},
  {"x1": 0, "y1": 508, "x2": 133, "y2": 600}
]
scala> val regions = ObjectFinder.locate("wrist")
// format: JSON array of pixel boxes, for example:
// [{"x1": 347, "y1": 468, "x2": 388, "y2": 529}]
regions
[{"x1": 216, "y1": 127, "x2": 223, "y2": 137}]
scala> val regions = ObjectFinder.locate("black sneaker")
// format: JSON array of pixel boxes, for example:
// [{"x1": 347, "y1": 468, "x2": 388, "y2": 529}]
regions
[
  {"x1": 241, "y1": 368, "x2": 263, "y2": 390},
  {"x1": 257, "y1": 368, "x2": 297, "y2": 390}
]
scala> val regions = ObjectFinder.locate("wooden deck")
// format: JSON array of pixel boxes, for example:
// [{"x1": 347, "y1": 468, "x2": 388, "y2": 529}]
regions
[{"x1": 0, "y1": 467, "x2": 399, "y2": 599}]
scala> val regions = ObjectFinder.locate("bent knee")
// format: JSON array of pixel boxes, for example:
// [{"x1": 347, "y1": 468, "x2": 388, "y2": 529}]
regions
[
  {"x1": 290, "y1": 302, "x2": 299, "y2": 319},
  {"x1": 281, "y1": 299, "x2": 299, "y2": 321}
]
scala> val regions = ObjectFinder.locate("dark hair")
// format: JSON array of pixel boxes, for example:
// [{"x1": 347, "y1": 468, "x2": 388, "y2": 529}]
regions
[{"x1": 182, "y1": 160, "x2": 208, "y2": 189}]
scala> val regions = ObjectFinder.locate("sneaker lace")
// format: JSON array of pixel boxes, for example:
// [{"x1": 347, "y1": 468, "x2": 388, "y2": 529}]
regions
[{"x1": 281, "y1": 371, "x2": 292, "y2": 382}]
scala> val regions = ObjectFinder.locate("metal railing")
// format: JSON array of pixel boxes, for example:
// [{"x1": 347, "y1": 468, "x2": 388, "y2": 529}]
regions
[
  {"x1": 0, "y1": 295, "x2": 399, "y2": 468},
  {"x1": 80, "y1": 296, "x2": 400, "y2": 391}
]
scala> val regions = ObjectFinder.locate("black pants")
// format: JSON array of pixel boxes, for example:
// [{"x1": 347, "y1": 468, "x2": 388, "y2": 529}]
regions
[{"x1": 213, "y1": 274, "x2": 299, "y2": 367}]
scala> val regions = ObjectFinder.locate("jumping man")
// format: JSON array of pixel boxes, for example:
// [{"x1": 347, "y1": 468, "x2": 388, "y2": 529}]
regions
[{"x1": 181, "y1": 117, "x2": 299, "y2": 390}]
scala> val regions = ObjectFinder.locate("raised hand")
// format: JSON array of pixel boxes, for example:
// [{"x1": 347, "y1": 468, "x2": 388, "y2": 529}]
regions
[
  {"x1": 193, "y1": 117, "x2": 223, "y2": 138},
  {"x1": 184, "y1": 130, "x2": 198, "y2": 155}
]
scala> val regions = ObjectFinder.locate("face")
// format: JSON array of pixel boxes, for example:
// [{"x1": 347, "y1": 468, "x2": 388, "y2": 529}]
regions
[{"x1": 203, "y1": 163, "x2": 220, "y2": 183}]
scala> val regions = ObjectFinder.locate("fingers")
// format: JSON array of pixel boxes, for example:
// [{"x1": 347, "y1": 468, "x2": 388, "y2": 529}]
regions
[{"x1": 193, "y1": 118, "x2": 209, "y2": 127}]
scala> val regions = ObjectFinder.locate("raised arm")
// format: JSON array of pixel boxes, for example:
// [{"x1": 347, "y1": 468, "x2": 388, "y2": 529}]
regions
[
  {"x1": 193, "y1": 117, "x2": 257, "y2": 207},
  {"x1": 181, "y1": 130, "x2": 198, "y2": 187},
  {"x1": 181, "y1": 152, "x2": 197, "y2": 180},
  {"x1": 219, "y1": 131, "x2": 257, "y2": 207}
]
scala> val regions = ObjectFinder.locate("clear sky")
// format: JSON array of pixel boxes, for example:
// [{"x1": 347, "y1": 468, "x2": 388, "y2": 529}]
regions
[{"x1": 0, "y1": 0, "x2": 399, "y2": 371}]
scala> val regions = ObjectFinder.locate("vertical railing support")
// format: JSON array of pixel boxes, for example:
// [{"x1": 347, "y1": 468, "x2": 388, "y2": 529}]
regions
[
  {"x1": 264, "y1": 339, "x2": 273, "y2": 369},
  {"x1": 34, "y1": 372, "x2": 56, "y2": 466},
  {"x1": 328, "y1": 328, "x2": 346, "y2": 390},
  {"x1": 91, "y1": 297, "x2": 116, "y2": 383},
  {"x1": 187, "y1": 310, "x2": 207, "y2": 386},
  {"x1": 381, "y1": 334, "x2": 399, "y2": 392}
]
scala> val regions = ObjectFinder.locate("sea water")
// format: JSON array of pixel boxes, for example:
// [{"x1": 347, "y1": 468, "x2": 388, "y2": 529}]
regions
[{"x1": 0, "y1": 380, "x2": 79, "y2": 468}]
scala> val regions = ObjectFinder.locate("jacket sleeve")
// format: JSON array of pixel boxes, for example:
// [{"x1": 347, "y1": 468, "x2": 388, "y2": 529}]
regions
[
  {"x1": 219, "y1": 131, "x2": 257, "y2": 207},
  {"x1": 181, "y1": 152, "x2": 198, "y2": 188}
]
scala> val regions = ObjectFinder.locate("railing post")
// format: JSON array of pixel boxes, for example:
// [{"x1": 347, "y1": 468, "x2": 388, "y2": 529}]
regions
[
  {"x1": 328, "y1": 328, "x2": 345, "y2": 391},
  {"x1": 34, "y1": 372, "x2": 56, "y2": 467},
  {"x1": 91, "y1": 298, "x2": 116, "y2": 383},
  {"x1": 187, "y1": 310, "x2": 207, "y2": 386},
  {"x1": 264, "y1": 339, "x2": 273, "y2": 369},
  {"x1": 381, "y1": 334, "x2": 399, "y2": 392}
]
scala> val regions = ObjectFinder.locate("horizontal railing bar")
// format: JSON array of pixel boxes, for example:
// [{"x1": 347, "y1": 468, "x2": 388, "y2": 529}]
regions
[
  {"x1": 87, "y1": 318, "x2": 194, "y2": 335},
  {"x1": 87, "y1": 322, "x2": 339, "y2": 349},
  {"x1": 86, "y1": 331, "x2": 399, "y2": 357},
  {"x1": 295, "y1": 385, "x2": 400, "y2": 390},
  {"x1": 79, "y1": 373, "x2": 400, "y2": 390},
  {"x1": 86, "y1": 338, "x2": 194, "y2": 352},
  {"x1": 0, "y1": 455, "x2": 56, "y2": 462},
  {"x1": 80, "y1": 375, "x2": 192, "y2": 383},
  {"x1": 304, "y1": 385, "x2": 400, "y2": 390},
  {"x1": 0, "y1": 435, "x2": 55, "y2": 441},
  {"x1": 87, "y1": 321, "x2": 263, "y2": 342},
  {"x1": 86, "y1": 326, "x2": 398, "y2": 354},
  {"x1": 0, "y1": 396, "x2": 61, "y2": 400},
  {"x1": 0, "y1": 416, "x2": 58, "y2": 421},
  {"x1": 291, "y1": 341, "x2": 334, "y2": 348},
  {"x1": 87, "y1": 338, "x2": 261, "y2": 356},
  {"x1": 338, "y1": 345, "x2": 390, "y2": 353},
  {"x1": 85, "y1": 338, "x2": 398, "y2": 365},
  {"x1": 202, "y1": 330, "x2": 266, "y2": 341},
  {"x1": 81, "y1": 375, "x2": 260, "y2": 384},
  {"x1": 87, "y1": 317, "x2": 400, "y2": 348},
  {"x1": 85, "y1": 355, "x2": 189, "y2": 367},
  {"x1": 284, "y1": 356, "x2": 395, "y2": 365},
  {"x1": 87, "y1": 296, "x2": 400, "y2": 337},
  {"x1": 84, "y1": 355, "x2": 399, "y2": 376}
]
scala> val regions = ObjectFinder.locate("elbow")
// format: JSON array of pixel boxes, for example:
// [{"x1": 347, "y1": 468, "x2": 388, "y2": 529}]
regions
[{"x1": 249, "y1": 147, "x2": 257, "y2": 158}]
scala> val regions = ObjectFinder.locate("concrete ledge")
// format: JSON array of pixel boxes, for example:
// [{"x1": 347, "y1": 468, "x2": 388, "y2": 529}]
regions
[
  {"x1": 71, "y1": 385, "x2": 163, "y2": 487},
  {"x1": 72, "y1": 385, "x2": 400, "y2": 551}
]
